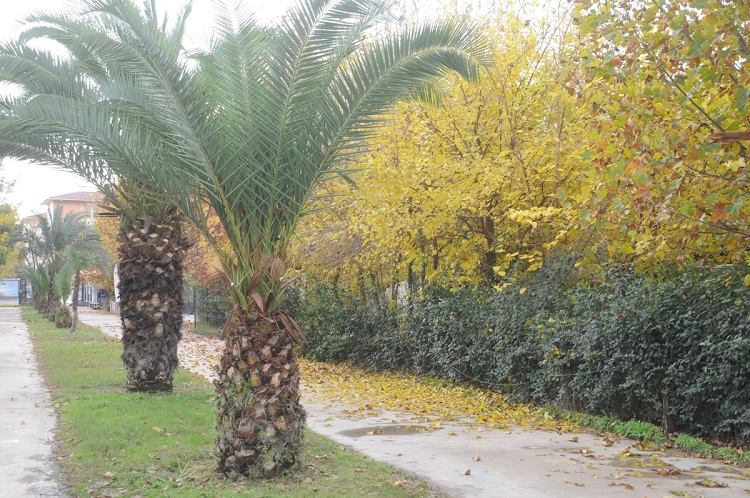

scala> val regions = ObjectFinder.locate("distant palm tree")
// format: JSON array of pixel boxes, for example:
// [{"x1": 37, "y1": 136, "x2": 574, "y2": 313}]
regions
[
  {"x1": 0, "y1": 0, "x2": 489, "y2": 475},
  {"x1": 53, "y1": 263, "x2": 75, "y2": 327},
  {"x1": 64, "y1": 244, "x2": 110, "y2": 332},
  {"x1": 20, "y1": 206, "x2": 98, "y2": 319},
  {"x1": 0, "y1": 2, "x2": 192, "y2": 391},
  {"x1": 22, "y1": 265, "x2": 51, "y2": 312}
]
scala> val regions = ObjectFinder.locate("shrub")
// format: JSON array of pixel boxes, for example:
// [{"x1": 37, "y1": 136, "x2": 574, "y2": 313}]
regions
[
  {"x1": 55, "y1": 306, "x2": 72, "y2": 328},
  {"x1": 285, "y1": 283, "x2": 404, "y2": 368},
  {"x1": 291, "y1": 264, "x2": 750, "y2": 445}
]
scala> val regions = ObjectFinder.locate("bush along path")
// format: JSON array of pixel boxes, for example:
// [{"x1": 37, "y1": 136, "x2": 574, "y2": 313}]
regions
[{"x1": 77, "y1": 309, "x2": 750, "y2": 498}]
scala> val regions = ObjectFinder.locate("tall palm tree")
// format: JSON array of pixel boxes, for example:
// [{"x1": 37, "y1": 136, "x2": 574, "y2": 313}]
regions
[
  {"x1": 0, "y1": 3, "x2": 192, "y2": 391},
  {"x1": 113, "y1": 198, "x2": 189, "y2": 391},
  {"x1": 0, "y1": 0, "x2": 489, "y2": 475}
]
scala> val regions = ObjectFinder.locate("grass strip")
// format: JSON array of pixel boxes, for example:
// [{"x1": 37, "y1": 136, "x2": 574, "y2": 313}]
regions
[
  {"x1": 24, "y1": 308, "x2": 439, "y2": 497},
  {"x1": 554, "y1": 410, "x2": 750, "y2": 465}
]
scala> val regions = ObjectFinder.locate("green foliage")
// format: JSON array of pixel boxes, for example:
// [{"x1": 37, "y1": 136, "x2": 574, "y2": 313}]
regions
[
  {"x1": 286, "y1": 282, "x2": 404, "y2": 369},
  {"x1": 558, "y1": 412, "x2": 618, "y2": 435},
  {"x1": 612, "y1": 420, "x2": 666, "y2": 445},
  {"x1": 54, "y1": 264, "x2": 74, "y2": 305},
  {"x1": 23, "y1": 265, "x2": 50, "y2": 309},
  {"x1": 674, "y1": 434, "x2": 713, "y2": 456},
  {"x1": 672, "y1": 434, "x2": 750, "y2": 464},
  {"x1": 291, "y1": 263, "x2": 750, "y2": 445}
]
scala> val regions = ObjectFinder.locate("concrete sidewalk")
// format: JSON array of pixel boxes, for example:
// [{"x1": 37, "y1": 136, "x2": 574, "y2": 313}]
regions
[
  {"x1": 76, "y1": 308, "x2": 750, "y2": 498},
  {"x1": 0, "y1": 307, "x2": 67, "y2": 497}
]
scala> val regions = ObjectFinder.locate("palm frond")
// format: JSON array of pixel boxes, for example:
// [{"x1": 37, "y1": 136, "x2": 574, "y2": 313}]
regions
[{"x1": 0, "y1": 0, "x2": 489, "y2": 312}]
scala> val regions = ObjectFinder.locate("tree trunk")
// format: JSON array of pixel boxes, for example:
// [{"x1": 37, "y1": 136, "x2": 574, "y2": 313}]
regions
[
  {"x1": 46, "y1": 284, "x2": 58, "y2": 321},
  {"x1": 479, "y1": 216, "x2": 497, "y2": 284},
  {"x1": 118, "y1": 213, "x2": 187, "y2": 392},
  {"x1": 70, "y1": 270, "x2": 81, "y2": 333},
  {"x1": 214, "y1": 308, "x2": 306, "y2": 477}
]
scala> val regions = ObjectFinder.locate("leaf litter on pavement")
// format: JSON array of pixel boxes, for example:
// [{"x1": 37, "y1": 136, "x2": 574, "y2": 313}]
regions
[{"x1": 299, "y1": 359, "x2": 579, "y2": 433}]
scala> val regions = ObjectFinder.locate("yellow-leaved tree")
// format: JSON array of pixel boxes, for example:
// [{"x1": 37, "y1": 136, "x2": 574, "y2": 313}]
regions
[
  {"x1": 571, "y1": 0, "x2": 750, "y2": 272},
  {"x1": 292, "y1": 4, "x2": 584, "y2": 289}
]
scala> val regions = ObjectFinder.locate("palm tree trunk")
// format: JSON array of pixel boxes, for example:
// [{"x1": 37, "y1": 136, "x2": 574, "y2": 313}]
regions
[
  {"x1": 118, "y1": 213, "x2": 187, "y2": 392},
  {"x1": 214, "y1": 308, "x2": 305, "y2": 477},
  {"x1": 46, "y1": 285, "x2": 58, "y2": 321},
  {"x1": 70, "y1": 270, "x2": 81, "y2": 333}
]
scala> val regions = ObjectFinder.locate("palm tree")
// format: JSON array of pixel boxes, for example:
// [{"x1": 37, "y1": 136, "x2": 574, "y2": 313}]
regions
[
  {"x1": 114, "y1": 198, "x2": 189, "y2": 391},
  {"x1": 22, "y1": 265, "x2": 51, "y2": 312},
  {"x1": 0, "y1": 0, "x2": 489, "y2": 475},
  {"x1": 0, "y1": 3, "x2": 192, "y2": 391},
  {"x1": 64, "y1": 244, "x2": 110, "y2": 332},
  {"x1": 53, "y1": 263, "x2": 75, "y2": 327},
  {"x1": 20, "y1": 206, "x2": 98, "y2": 319}
]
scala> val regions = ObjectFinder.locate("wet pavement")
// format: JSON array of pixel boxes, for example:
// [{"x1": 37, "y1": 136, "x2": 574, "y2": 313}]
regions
[
  {"x1": 73, "y1": 308, "x2": 750, "y2": 497},
  {"x1": 0, "y1": 307, "x2": 67, "y2": 497},
  {"x1": 304, "y1": 401, "x2": 750, "y2": 497}
]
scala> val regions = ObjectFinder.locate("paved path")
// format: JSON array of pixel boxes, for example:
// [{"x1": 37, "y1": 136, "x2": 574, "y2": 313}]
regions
[
  {"x1": 75, "y1": 309, "x2": 750, "y2": 498},
  {"x1": 0, "y1": 307, "x2": 66, "y2": 497}
]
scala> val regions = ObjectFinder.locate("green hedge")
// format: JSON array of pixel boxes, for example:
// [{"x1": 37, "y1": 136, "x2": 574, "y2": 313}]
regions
[{"x1": 287, "y1": 265, "x2": 750, "y2": 445}]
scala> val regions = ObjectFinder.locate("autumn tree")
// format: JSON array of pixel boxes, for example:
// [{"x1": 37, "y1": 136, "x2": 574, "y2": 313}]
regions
[
  {"x1": 86, "y1": 215, "x2": 119, "y2": 295},
  {"x1": 572, "y1": 0, "x2": 750, "y2": 269},
  {"x1": 292, "y1": 4, "x2": 583, "y2": 289}
]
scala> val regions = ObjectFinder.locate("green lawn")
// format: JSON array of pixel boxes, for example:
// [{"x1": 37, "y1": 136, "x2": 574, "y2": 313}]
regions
[{"x1": 24, "y1": 308, "x2": 439, "y2": 497}]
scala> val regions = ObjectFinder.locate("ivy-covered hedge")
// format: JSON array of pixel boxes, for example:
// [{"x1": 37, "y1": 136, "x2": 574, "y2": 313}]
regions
[{"x1": 287, "y1": 265, "x2": 750, "y2": 445}]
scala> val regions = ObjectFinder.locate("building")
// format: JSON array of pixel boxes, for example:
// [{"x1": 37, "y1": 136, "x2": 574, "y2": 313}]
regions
[{"x1": 42, "y1": 191, "x2": 105, "y2": 223}]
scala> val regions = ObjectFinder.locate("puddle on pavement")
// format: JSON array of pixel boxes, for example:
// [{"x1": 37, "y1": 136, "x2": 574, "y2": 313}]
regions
[
  {"x1": 600, "y1": 453, "x2": 750, "y2": 482},
  {"x1": 694, "y1": 465, "x2": 750, "y2": 478},
  {"x1": 338, "y1": 424, "x2": 436, "y2": 438}
]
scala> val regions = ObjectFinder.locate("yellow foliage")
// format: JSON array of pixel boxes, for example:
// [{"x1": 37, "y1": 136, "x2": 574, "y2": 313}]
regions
[
  {"x1": 0, "y1": 244, "x2": 21, "y2": 279},
  {"x1": 301, "y1": 358, "x2": 580, "y2": 433},
  {"x1": 0, "y1": 204, "x2": 19, "y2": 278},
  {"x1": 292, "y1": 11, "x2": 583, "y2": 287},
  {"x1": 573, "y1": 0, "x2": 750, "y2": 271}
]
